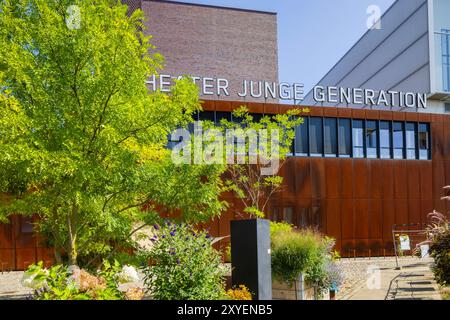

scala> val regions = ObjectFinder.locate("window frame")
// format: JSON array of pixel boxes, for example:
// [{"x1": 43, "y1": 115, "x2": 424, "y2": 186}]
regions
[{"x1": 352, "y1": 119, "x2": 365, "y2": 159}]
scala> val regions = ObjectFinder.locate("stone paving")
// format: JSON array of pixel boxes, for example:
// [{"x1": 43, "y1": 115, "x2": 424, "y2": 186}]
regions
[
  {"x1": 0, "y1": 271, "x2": 32, "y2": 300},
  {"x1": 337, "y1": 257, "x2": 442, "y2": 300},
  {"x1": 335, "y1": 257, "x2": 398, "y2": 300}
]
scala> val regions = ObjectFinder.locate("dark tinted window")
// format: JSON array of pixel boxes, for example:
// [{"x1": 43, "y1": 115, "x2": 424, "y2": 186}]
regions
[
  {"x1": 199, "y1": 111, "x2": 215, "y2": 122},
  {"x1": 250, "y1": 113, "x2": 263, "y2": 123},
  {"x1": 216, "y1": 112, "x2": 231, "y2": 125},
  {"x1": 324, "y1": 118, "x2": 337, "y2": 157},
  {"x1": 309, "y1": 117, "x2": 323, "y2": 157},
  {"x1": 295, "y1": 117, "x2": 309, "y2": 156},
  {"x1": 338, "y1": 119, "x2": 351, "y2": 157}
]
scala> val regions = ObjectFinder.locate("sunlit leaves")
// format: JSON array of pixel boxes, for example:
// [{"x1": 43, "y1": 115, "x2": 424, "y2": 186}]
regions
[{"x1": 0, "y1": 0, "x2": 225, "y2": 264}]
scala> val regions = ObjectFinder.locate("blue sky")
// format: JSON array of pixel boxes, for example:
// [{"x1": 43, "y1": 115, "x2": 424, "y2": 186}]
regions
[{"x1": 167, "y1": 0, "x2": 396, "y2": 93}]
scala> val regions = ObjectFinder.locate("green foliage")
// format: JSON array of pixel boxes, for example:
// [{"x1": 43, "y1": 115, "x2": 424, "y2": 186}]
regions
[
  {"x1": 271, "y1": 229, "x2": 322, "y2": 285},
  {"x1": 426, "y1": 211, "x2": 450, "y2": 286},
  {"x1": 224, "y1": 244, "x2": 231, "y2": 263},
  {"x1": 142, "y1": 223, "x2": 226, "y2": 300},
  {"x1": 23, "y1": 261, "x2": 125, "y2": 300},
  {"x1": 428, "y1": 213, "x2": 450, "y2": 287},
  {"x1": 271, "y1": 228, "x2": 341, "y2": 296},
  {"x1": 270, "y1": 221, "x2": 294, "y2": 238},
  {"x1": 430, "y1": 230, "x2": 450, "y2": 286},
  {"x1": 0, "y1": 0, "x2": 226, "y2": 265},
  {"x1": 220, "y1": 106, "x2": 309, "y2": 218}
]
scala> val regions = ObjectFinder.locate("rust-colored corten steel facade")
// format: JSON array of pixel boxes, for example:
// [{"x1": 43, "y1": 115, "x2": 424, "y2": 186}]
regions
[
  {"x1": 201, "y1": 100, "x2": 450, "y2": 258},
  {"x1": 1, "y1": 100, "x2": 449, "y2": 270}
]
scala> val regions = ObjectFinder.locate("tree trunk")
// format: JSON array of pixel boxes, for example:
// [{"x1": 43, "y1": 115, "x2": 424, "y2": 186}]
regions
[
  {"x1": 54, "y1": 247, "x2": 63, "y2": 265},
  {"x1": 67, "y1": 238, "x2": 77, "y2": 266},
  {"x1": 67, "y1": 202, "x2": 78, "y2": 265}
]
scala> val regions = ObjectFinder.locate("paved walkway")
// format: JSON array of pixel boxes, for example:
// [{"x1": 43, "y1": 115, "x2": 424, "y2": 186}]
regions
[
  {"x1": 344, "y1": 258, "x2": 442, "y2": 300},
  {"x1": 0, "y1": 271, "x2": 32, "y2": 300},
  {"x1": 0, "y1": 259, "x2": 442, "y2": 300}
]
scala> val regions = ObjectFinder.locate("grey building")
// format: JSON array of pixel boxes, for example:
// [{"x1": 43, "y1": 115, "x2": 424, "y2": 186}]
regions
[{"x1": 304, "y1": 0, "x2": 450, "y2": 114}]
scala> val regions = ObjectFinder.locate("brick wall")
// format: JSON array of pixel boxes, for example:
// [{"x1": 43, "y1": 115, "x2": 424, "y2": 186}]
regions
[
  {"x1": 121, "y1": 0, "x2": 142, "y2": 15},
  {"x1": 142, "y1": 0, "x2": 279, "y2": 102}
]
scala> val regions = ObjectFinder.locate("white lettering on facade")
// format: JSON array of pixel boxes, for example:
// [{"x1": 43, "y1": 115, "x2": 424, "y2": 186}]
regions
[{"x1": 145, "y1": 75, "x2": 427, "y2": 109}]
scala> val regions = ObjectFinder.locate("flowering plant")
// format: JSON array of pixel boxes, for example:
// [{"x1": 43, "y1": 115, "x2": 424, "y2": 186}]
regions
[
  {"x1": 22, "y1": 260, "x2": 144, "y2": 300},
  {"x1": 226, "y1": 285, "x2": 252, "y2": 300},
  {"x1": 21, "y1": 263, "x2": 49, "y2": 290},
  {"x1": 142, "y1": 222, "x2": 226, "y2": 300},
  {"x1": 117, "y1": 265, "x2": 140, "y2": 283}
]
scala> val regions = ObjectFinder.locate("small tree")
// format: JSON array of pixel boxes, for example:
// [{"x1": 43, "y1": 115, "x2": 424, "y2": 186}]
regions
[
  {"x1": 218, "y1": 106, "x2": 308, "y2": 219},
  {"x1": 0, "y1": 0, "x2": 226, "y2": 265}
]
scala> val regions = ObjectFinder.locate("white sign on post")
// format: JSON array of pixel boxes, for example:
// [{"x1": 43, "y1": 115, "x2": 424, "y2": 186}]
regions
[
  {"x1": 420, "y1": 245, "x2": 430, "y2": 258},
  {"x1": 399, "y1": 235, "x2": 411, "y2": 251}
]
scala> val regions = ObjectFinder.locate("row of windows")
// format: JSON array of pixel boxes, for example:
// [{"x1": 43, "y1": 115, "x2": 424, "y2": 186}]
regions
[
  {"x1": 191, "y1": 111, "x2": 431, "y2": 161},
  {"x1": 293, "y1": 117, "x2": 430, "y2": 160}
]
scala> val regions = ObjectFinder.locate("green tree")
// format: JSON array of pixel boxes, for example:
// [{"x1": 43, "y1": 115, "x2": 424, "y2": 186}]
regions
[
  {"x1": 218, "y1": 106, "x2": 308, "y2": 219},
  {"x1": 0, "y1": 0, "x2": 226, "y2": 265}
]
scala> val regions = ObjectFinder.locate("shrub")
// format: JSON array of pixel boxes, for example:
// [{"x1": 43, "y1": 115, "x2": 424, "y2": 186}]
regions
[
  {"x1": 271, "y1": 229, "x2": 322, "y2": 285},
  {"x1": 142, "y1": 223, "x2": 226, "y2": 300},
  {"x1": 226, "y1": 285, "x2": 253, "y2": 301},
  {"x1": 270, "y1": 221, "x2": 294, "y2": 238},
  {"x1": 430, "y1": 230, "x2": 450, "y2": 286},
  {"x1": 271, "y1": 228, "x2": 341, "y2": 297},
  {"x1": 22, "y1": 261, "x2": 143, "y2": 300},
  {"x1": 426, "y1": 211, "x2": 450, "y2": 286}
]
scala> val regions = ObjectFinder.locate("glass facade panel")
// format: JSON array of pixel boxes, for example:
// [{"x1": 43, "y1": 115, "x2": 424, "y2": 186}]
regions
[
  {"x1": 433, "y1": 0, "x2": 450, "y2": 92},
  {"x1": 366, "y1": 121, "x2": 378, "y2": 159},
  {"x1": 419, "y1": 123, "x2": 430, "y2": 160},
  {"x1": 338, "y1": 119, "x2": 352, "y2": 157},
  {"x1": 380, "y1": 121, "x2": 391, "y2": 159},
  {"x1": 352, "y1": 120, "x2": 364, "y2": 158},
  {"x1": 295, "y1": 117, "x2": 309, "y2": 156},
  {"x1": 393, "y1": 122, "x2": 405, "y2": 159},
  {"x1": 406, "y1": 123, "x2": 417, "y2": 160},
  {"x1": 324, "y1": 118, "x2": 337, "y2": 157},
  {"x1": 187, "y1": 112, "x2": 431, "y2": 161},
  {"x1": 199, "y1": 111, "x2": 215, "y2": 123},
  {"x1": 216, "y1": 112, "x2": 232, "y2": 125},
  {"x1": 443, "y1": 30, "x2": 450, "y2": 92},
  {"x1": 309, "y1": 117, "x2": 323, "y2": 157},
  {"x1": 250, "y1": 113, "x2": 263, "y2": 123}
]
